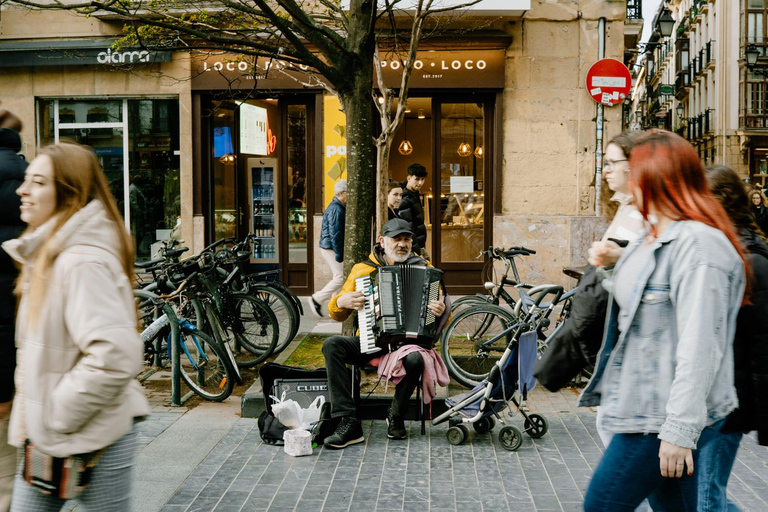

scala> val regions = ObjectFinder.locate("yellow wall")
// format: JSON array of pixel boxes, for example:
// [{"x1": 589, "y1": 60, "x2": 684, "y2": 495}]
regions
[{"x1": 322, "y1": 95, "x2": 347, "y2": 208}]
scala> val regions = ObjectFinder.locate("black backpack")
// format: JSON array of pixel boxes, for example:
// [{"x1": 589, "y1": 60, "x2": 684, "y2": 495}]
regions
[
  {"x1": 257, "y1": 363, "x2": 331, "y2": 445},
  {"x1": 257, "y1": 411, "x2": 289, "y2": 445}
]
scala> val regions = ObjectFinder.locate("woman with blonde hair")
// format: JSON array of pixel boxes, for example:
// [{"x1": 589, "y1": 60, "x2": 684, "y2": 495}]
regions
[{"x1": 2, "y1": 142, "x2": 149, "y2": 511}]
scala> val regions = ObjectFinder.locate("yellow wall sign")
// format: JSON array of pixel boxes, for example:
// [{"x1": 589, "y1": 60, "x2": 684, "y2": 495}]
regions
[{"x1": 323, "y1": 94, "x2": 347, "y2": 208}]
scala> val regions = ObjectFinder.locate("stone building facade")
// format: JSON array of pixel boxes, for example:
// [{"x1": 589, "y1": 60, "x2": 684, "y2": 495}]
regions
[{"x1": 0, "y1": 0, "x2": 639, "y2": 292}]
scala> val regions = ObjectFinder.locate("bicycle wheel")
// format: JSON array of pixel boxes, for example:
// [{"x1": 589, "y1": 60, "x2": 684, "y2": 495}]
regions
[
  {"x1": 441, "y1": 303, "x2": 519, "y2": 388},
  {"x1": 177, "y1": 327, "x2": 234, "y2": 401},
  {"x1": 227, "y1": 294, "x2": 279, "y2": 367},
  {"x1": 450, "y1": 294, "x2": 493, "y2": 316},
  {"x1": 249, "y1": 284, "x2": 299, "y2": 355}
]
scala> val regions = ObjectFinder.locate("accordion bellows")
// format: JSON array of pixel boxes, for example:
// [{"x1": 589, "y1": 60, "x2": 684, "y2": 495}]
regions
[{"x1": 356, "y1": 265, "x2": 443, "y2": 354}]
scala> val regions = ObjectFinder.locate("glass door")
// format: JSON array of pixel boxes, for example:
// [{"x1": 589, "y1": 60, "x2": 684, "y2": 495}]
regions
[
  {"x1": 211, "y1": 101, "x2": 238, "y2": 240},
  {"x1": 432, "y1": 98, "x2": 491, "y2": 293}
]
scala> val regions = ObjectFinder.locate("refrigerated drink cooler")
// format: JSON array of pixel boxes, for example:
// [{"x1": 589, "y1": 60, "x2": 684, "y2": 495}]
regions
[{"x1": 248, "y1": 158, "x2": 278, "y2": 264}]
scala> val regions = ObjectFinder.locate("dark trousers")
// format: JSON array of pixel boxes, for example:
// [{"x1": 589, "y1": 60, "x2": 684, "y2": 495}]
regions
[
  {"x1": 322, "y1": 335, "x2": 423, "y2": 419},
  {"x1": 584, "y1": 433, "x2": 697, "y2": 512}
]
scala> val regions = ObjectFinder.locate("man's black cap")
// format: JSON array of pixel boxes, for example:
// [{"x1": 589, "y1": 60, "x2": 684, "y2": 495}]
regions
[{"x1": 381, "y1": 218, "x2": 414, "y2": 237}]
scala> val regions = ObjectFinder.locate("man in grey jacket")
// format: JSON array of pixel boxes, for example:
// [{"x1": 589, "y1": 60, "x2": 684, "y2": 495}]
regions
[
  {"x1": 0, "y1": 110, "x2": 26, "y2": 511},
  {"x1": 309, "y1": 179, "x2": 347, "y2": 316}
]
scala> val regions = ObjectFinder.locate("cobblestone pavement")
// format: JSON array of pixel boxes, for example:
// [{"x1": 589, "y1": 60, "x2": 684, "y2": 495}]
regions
[{"x1": 143, "y1": 386, "x2": 768, "y2": 512}]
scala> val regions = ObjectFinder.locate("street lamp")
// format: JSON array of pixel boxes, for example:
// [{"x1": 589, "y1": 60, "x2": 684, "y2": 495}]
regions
[
  {"x1": 745, "y1": 44, "x2": 768, "y2": 77},
  {"x1": 657, "y1": 10, "x2": 675, "y2": 38}
]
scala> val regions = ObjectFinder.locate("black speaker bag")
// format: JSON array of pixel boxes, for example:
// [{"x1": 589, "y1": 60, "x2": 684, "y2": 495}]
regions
[{"x1": 258, "y1": 362, "x2": 329, "y2": 415}]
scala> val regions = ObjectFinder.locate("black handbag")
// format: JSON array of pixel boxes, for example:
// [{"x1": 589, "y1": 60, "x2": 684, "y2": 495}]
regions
[{"x1": 534, "y1": 265, "x2": 608, "y2": 391}]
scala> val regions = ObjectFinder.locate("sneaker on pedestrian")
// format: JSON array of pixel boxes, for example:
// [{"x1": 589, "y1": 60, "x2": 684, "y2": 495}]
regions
[
  {"x1": 387, "y1": 407, "x2": 407, "y2": 440},
  {"x1": 307, "y1": 296, "x2": 324, "y2": 317},
  {"x1": 323, "y1": 416, "x2": 364, "y2": 449}
]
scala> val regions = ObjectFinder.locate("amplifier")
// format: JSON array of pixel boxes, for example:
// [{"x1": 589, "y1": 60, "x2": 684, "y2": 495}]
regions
[{"x1": 272, "y1": 378, "x2": 329, "y2": 409}]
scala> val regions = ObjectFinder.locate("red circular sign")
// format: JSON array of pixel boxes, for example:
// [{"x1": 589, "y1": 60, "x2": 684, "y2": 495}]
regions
[{"x1": 585, "y1": 58, "x2": 632, "y2": 107}]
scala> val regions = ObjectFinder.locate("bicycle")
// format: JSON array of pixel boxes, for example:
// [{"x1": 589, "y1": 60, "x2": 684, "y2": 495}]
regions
[
  {"x1": 451, "y1": 246, "x2": 578, "y2": 347},
  {"x1": 137, "y1": 244, "x2": 279, "y2": 369},
  {"x1": 135, "y1": 276, "x2": 238, "y2": 402},
  {"x1": 211, "y1": 235, "x2": 302, "y2": 356}
]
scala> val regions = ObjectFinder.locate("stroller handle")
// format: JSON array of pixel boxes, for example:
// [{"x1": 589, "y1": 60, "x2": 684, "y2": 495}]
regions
[{"x1": 513, "y1": 284, "x2": 565, "y2": 318}]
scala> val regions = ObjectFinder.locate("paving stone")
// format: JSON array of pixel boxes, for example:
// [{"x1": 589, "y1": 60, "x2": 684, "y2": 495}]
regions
[{"x1": 159, "y1": 387, "x2": 768, "y2": 511}]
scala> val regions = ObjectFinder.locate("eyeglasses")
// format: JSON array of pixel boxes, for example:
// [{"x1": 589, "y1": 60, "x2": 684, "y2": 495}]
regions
[{"x1": 603, "y1": 158, "x2": 629, "y2": 170}]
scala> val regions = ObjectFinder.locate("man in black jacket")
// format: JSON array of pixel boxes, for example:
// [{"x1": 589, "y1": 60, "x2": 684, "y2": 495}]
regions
[
  {"x1": 0, "y1": 110, "x2": 26, "y2": 510},
  {"x1": 397, "y1": 163, "x2": 428, "y2": 256}
]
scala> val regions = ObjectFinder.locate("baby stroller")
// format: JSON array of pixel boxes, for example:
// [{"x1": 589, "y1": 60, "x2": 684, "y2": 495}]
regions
[{"x1": 433, "y1": 285, "x2": 563, "y2": 451}]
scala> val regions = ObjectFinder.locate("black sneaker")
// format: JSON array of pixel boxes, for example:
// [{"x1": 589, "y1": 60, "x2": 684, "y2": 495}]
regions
[
  {"x1": 323, "y1": 417, "x2": 364, "y2": 449},
  {"x1": 387, "y1": 408, "x2": 407, "y2": 440},
  {"x1": 307, "y1": 296, "x2": 324, "y2": 317}
]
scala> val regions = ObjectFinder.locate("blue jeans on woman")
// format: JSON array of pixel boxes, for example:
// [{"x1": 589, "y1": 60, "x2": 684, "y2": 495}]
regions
[
  {"x1": 584, "y1": 433, "x2": 698, "y2": 512},
  {"x1": 697, "y1": 417, "x2": 744, "y2": 512}
]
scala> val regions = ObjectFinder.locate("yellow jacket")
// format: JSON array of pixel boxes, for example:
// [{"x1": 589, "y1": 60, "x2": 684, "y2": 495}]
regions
[{"x1": 328, "y1": 246, "x2": 428, "y2": 322}]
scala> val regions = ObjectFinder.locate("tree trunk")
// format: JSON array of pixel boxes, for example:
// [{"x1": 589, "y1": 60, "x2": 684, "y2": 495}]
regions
[{"x1": 338, "y1": 67, "x2": 376, "y2": 336}]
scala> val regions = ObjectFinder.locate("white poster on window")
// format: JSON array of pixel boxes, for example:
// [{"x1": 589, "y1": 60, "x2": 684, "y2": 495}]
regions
[
  {"x1": 450, "y1": 176, "x2": 474, "y2": 194},
  {"x1": 240, "y1": 103, "x2": 268, "y2": 155}
]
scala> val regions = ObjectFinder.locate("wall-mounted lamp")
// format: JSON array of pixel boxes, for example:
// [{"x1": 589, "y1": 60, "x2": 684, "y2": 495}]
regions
[
  {"x1": 656, "y1": 9, "x2": 675, "y2": 38},
  {"x1": 745, "y1": 44, "x2": 768, "y2": 76},
  {"x1": 417, "y1": 109, "x2": 425, "y2": 119},
  {"x1": 676, "y1": 102, "x2": 684, "y2": 120}
]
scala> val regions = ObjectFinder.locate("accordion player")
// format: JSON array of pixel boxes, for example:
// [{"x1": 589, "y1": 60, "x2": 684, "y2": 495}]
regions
[{"x1": 355, "y1": 265, "x2": 444, "y2": 353}]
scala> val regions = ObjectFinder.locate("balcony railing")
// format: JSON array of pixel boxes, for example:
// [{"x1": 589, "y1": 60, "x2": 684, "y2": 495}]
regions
[
  {"x1": 685, "y1": 110, "x2": 714, "y2": 140},
  {"x1": 626, "y1": 0, "x2": 641, "y2": 20}
]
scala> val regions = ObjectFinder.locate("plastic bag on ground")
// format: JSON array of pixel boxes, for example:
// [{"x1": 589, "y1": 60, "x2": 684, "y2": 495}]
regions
[{"x1": 270, "y1": 391, "x2": 303, "y2": 429}]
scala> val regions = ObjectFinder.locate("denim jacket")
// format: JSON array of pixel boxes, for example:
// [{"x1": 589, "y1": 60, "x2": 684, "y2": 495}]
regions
[{"x1": 578, "y1": 221, "x2": 745, "y2": 449}]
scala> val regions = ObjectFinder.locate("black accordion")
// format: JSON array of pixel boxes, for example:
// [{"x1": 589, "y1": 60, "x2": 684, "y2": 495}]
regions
[{"x1": 355, "y1": 265, "x2": 443, "y2": 354}]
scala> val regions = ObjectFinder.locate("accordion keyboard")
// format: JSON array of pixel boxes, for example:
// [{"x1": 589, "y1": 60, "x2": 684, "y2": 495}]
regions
[{"x1": 355, "y1": 275, "x2": 379, "y2": 354}]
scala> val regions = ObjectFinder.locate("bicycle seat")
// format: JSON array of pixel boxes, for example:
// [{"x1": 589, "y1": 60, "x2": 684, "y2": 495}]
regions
[
  {"x1": 135, "y1": 258, "x2": 165, "y2": 269},
  {"x1": 164, "y1": 247, "x2": 189, "y2": 259},
  {"x1": 562, "y1": 265, "x2": 587, "y2": 280}
]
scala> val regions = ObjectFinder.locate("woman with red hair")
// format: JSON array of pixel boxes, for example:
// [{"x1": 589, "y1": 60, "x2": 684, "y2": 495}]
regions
[{"x1": 582, "y1": 130, "x2": 747, "y2": 511}]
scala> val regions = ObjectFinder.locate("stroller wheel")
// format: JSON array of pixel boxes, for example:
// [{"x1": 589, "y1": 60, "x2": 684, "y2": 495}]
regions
[
  {"x1": 447, "y1": 425, "x2": 468, "y2": 445},
  {"x1": 524, "y1": 414, "x2": 549, "y2": 439},
  {"x1": 499, "y1": 426, "x2": 523, "y2": 451},
  {"x1": 473, "y1": 417, "x2": 493, "y2": 435}
]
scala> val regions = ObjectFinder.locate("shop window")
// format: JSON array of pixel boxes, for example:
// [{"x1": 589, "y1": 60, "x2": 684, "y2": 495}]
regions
[
  {"x1": 287, "y1": 104, "x2": 308, "y2": 264},
  {"x1": 438, "y1": 102, "x2": 484, "y2": 263},
  {"x1": 36, "y1": 98, "x2": 181, "y2": 261},
  {"x1": 128, "y1": 100, "x2": 180, "y2": 260}
]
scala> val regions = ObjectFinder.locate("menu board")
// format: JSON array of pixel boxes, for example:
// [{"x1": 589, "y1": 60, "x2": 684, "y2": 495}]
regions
[{"x1": 240, "y1": 103, "x2": 268, "y2": 155}]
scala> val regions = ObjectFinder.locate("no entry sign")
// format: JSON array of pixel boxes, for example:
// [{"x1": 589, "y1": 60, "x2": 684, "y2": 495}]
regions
[{"x1": 585, "y1": 58, "x2": 631, "y2": 107}]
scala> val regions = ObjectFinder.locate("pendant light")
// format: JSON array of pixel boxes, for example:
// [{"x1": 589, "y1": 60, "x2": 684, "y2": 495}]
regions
[
  {"x1": 398, "y1": 117, "x2": 413, "y2": 155},
  {"x1": 473, "y1": 146, "x2": 484, "y2": 158},
  {"x1": 457, "y1": 104, "x2": 472, "y2": 157}
]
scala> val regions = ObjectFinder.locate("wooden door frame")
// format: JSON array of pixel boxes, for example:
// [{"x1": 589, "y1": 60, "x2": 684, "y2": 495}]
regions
[{"x1": 431, "y1": 93, "x2": 495, "y2": 294}]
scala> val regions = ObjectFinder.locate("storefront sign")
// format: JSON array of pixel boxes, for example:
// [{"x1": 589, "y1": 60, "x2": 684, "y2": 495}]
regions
[
  {"x1": 377, "y1": 50, "x2": 505, "y2": 89},
  {"x1": 193, "y1": 49, "x2": 505, "y2": 90},
  {"x1": 323, "y1": 96, "x2": 348, "y2": 207},
  {"x1": 240, "y1": 103, "x2": 268, "y2": 155},
  {"x1": 0, "y1": 42, "x2": 171, "y2": 68},
  {"x1": 192, "y1": 54, "x2": 327, "y2": 90}
]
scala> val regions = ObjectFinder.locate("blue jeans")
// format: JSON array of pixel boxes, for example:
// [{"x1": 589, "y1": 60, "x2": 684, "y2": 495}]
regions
[
  {"x1": 584, "y1": 433, "x2": 698, "y2": 512},
  {"x1": 697, "y1": 418, "x2": 743, "y2": 512}
]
